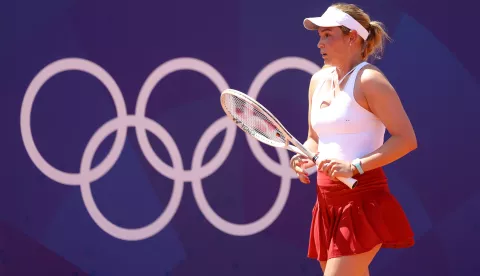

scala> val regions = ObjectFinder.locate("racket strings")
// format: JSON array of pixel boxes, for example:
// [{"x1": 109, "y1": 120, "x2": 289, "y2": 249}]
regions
[{"x1": 223, "y1": 94, "x2": 287, "y2": 146}]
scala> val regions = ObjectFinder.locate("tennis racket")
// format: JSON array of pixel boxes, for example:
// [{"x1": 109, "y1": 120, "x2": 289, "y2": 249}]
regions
[{"x1": 220, "y1": 88, "x2": 358, "y2": 189}]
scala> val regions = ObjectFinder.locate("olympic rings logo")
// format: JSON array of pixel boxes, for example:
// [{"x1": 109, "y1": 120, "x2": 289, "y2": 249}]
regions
[{"x1": 20, "y1": 57, "x2": 321, "y2": 241}]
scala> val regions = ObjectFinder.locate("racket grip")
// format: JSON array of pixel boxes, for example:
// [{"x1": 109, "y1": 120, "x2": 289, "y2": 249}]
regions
[
  {"x1": 337, "y1": 177, "x2": 358, "y2": 189},
  {"x1": 312, "y1": 153, "x2": 358, "y2": 189}
]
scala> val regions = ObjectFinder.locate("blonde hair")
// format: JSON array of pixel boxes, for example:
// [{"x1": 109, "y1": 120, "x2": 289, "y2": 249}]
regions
[{"x1": 332, "y1": 2, "x2": 392, "y2": 61}]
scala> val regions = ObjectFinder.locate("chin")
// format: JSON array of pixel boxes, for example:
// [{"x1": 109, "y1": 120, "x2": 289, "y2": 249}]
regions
[
  {"x1": 323, "y1": 60, "x2": 332, "y2": 66},
  {"x1": 325, "y1": 60, "x2": 340, "y2": 67}
]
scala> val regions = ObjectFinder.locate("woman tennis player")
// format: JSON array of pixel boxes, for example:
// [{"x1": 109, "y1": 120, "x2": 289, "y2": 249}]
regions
[{"x1": 290, "y1": 3, "x2": 417, "y2": 275}]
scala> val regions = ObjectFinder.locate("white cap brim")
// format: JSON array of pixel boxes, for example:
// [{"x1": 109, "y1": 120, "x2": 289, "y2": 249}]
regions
[
  {"x1": 304, "y1": 17, "x2": 341, "y2": 30},
  {"x1": 303, "y1": 7, "x2": 369, "y2": 40}
]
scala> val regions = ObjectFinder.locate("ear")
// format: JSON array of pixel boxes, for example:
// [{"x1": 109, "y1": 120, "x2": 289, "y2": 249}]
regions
[{"x1": 349, "y1": 30, "x2": 359, "y2": 44}]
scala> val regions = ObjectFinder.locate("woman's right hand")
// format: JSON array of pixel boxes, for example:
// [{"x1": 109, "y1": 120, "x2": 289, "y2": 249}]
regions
[{"x1": 290, "y1": 154, "x2": 315, "y2": 184}]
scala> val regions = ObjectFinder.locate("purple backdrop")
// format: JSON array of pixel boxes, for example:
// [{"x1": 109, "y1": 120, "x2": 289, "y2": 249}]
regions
[{"x1": 2, "y1": 0, "x2": 480, "y2": 275}]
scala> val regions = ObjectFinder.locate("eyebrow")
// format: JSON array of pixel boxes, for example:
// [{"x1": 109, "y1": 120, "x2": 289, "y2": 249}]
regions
[{"x1": 319, "y1": 28, "x2": 333, "y2": 33}]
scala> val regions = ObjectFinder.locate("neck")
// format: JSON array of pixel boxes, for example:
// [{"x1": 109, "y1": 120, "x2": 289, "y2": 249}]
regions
[{"x1": 334, "y1": 57, "x2": 364, "y2": 81}]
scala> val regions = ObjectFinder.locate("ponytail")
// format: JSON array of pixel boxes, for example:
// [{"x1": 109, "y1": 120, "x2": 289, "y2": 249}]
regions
[{"x1": 362, "y1": 21, "x2": 392, "y2": 61}]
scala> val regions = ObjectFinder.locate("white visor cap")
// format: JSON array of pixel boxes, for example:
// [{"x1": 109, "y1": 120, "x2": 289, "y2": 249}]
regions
[{"x1": 304, "y1": 7, "x2": 370, "y2": 40}]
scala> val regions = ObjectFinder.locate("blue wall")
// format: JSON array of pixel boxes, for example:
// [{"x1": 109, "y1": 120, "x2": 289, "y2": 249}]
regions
[{"x1": 2, "y1": 0, "x2": 480, "y2": 275}]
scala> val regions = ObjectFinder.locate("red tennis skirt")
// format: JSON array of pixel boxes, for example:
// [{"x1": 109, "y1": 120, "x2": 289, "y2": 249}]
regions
[{"x1": 307, "y1": 167, "x2": 414, "y2": 261}]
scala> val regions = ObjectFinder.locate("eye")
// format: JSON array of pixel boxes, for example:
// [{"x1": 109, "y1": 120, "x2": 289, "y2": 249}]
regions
[{"x1": 320, "y1": 33, "x2": 330, "y2": 39}]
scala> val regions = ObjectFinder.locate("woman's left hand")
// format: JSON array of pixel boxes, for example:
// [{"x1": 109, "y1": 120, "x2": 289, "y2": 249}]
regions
[{"x1": 317, "y1": 159, "x2": 355, "y2": 180}]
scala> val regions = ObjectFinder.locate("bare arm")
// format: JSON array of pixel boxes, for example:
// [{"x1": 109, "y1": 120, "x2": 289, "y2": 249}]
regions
[{"x1": 355, "y1": 68, "x2": 417, "y2": 174}]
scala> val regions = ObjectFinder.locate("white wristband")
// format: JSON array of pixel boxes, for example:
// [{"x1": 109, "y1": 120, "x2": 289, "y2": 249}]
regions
[{"x1": 351, "y1": 158, "x2": 364, "y2": 174}]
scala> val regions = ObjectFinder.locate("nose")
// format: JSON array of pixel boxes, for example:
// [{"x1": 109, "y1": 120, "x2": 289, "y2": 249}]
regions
[{"x1": 317, "y1": 39, "x2": 325, "y2": 49}]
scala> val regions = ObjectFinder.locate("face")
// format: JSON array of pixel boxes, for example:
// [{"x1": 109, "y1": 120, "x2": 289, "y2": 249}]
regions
[{"x1": 317, "y1": 26, "x2": 353, "y2": 65}]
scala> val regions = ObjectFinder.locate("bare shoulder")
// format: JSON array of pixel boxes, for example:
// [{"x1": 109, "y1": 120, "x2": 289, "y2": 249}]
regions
[
  {"x1": 357, "y1": 64, "x2": 397, "y2": 98},
  {"x1": 355, "y1": 64, "x2": 409, "y2": 126}
]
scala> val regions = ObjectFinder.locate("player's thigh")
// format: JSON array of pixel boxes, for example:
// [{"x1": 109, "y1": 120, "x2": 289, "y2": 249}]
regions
[
  {"x1": 323, "y1": 243, "x2": 381, "y2": 276},
  {"x1": 322, "y1": 261, "x2": 370, "y2": 276},
  {"x1": 321, "y1": 261, "x2": 370, "y2": 276}
]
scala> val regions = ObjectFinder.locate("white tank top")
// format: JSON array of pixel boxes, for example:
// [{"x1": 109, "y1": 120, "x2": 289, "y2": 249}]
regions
[{"x1": 310, "y1": 62, "x2": 386, "y2": 162}]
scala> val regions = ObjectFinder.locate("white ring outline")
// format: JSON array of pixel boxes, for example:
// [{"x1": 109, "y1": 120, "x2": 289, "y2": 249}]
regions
[
  {"x1": 134, "y1": 57, "x2": 236, "y2": 181},
  {"x1": 80, "y1": 115, "x2": 183, "y2": 241},
  {"x1": 20, "y1": 58, "x2": 128, "y2": 186}
]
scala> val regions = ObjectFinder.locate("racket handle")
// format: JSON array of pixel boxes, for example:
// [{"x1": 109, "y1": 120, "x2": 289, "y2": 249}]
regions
[
  {"x1": 337, "y1": 177, "x2": 358, "y2": 189},
  {"x1": 312, "y1": 154, "x2": 358, "y2": 189}
]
